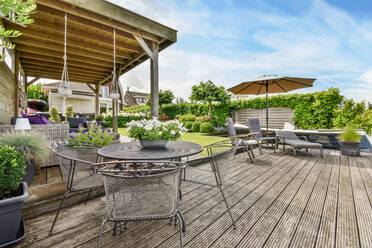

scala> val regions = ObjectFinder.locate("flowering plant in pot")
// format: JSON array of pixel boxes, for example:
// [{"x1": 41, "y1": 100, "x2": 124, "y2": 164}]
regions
[
  {"x1": 0, "y1": 131, "x2": 49, "y2": 185},
  {"x1": 340, "y1": 126, "x2": 361, "y2": 156},
  {"x1": 69, "y1": 123, "x2": 117, "y2": 146},
  {"x1": 0, "y1": 146, "x2": 28, "y2": 246},
  {"x1": 127, "y1": 118, "x2": 186, "y2": 148}
]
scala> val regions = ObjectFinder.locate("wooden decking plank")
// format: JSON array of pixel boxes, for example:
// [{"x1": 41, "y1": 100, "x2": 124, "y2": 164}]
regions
[
  {"x1": 236, "y1": 151, "x2": 324, "y2": 247},
  {"x1": 349, "y1": 155, "x2": 372, "y2": 247},
  {"x1": 53, "y1": 152, "x2": 284, "y2": 248},
  {"x1": 264, "y1": 150, "x2": 332, "y2": 248},
  {"x1": 158, "y1": 151, "x2": 305, "y2": 248},
  {"x1": 358, "y1": 156, "x2": 372, "y2": 205},
  {"x1": 287, "y1": 150, "x2": 336, "y2": 248},
  {"x1": 46, "y1": 166, "x2": 63, "y2": 184},
  {"x1": 210, "y1": 151, "x2": 321, "y2": 248},
  {"x1": 92, "y1": 151, "x2": 288, "y2": 248},
  {"x1": 31, "y1": 167, "x2": 47, "y2": 186},
  {"x1": 335, "y1": 155, "x2": 360, "y2": 248},
  {"x1": 315, "y1": 151, "x2": 341, "y2": 248}
]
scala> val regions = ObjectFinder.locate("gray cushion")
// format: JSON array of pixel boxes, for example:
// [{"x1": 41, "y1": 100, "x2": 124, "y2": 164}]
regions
[{"x1": 285, "y1": 140, "x2": 322, "y2": 149}]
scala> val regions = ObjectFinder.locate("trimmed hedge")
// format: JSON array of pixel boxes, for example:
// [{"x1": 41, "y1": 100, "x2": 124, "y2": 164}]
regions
[
  {"x1": 184, "y1": 121, "x2": 193, "y2": 129},
  {"x1": 104, "y1": 115, "x2": 150, "y2": 128},
  {"x1": 200, "y1": 122, "x2": 215, "y2": 133},
  {"x1": 191, "y1": 122, "x2": 202, "y2": 132}
]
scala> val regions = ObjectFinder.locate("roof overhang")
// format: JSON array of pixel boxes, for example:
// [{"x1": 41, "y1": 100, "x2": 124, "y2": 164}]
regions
[{"x1": 3, "y1": 0, "x2": 177, "y2": 85}]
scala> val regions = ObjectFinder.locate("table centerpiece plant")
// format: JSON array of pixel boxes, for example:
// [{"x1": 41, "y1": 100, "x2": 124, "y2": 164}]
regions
[
  {"x1": 127, "y1": 118, "x2": 186, "y2": 149},
  {"x1": 69, "y1": 123, "x2": 117, "y2": 146}
]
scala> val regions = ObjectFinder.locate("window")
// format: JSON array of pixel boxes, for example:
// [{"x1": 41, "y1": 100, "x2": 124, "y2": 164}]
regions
[
  {"x1": 4, "y1": 48, "x2": 14, "y2": 72},
  {"x1": 100, "y1": 86, "x2": 109, "y2": 98}
]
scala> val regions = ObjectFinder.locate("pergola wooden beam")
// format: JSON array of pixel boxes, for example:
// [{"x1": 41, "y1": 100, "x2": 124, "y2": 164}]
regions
[
  {"x1": 22, "y1": 63, "x2": 106, "y2": 77},
  {"x1": 24, "y1": 68, "x2": 101, "y2": 81},
  {"x1": 37, "y1": 0, "x2": 173, "y2": 42},
  {"x1": 20, "y1": 57, "x2": 111, "y2": 73},
  {"x1": 27, "y1": 76, "x2": 41, "y2": 86},
  {"x1": 26, "y1": 72, "x2": 94, "y2": 83}
]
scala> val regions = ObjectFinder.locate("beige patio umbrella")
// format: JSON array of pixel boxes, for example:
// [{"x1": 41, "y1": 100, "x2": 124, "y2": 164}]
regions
[{"x1": 228, "y1": 76, "x2": 316, "y2": 130}]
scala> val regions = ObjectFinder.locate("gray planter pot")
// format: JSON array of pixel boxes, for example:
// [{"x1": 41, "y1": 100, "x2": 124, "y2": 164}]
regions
[
  {"x1": 0, "y1": 182, "x2": 28, "y2": 245},
  {"x1": 22, "y1": 160, "x2": 35, "y2": 185},
  {"x1": 341, "y1": 142, "x2": 360, "y2": 156},
  {"x1": 139, "y1": 139, "x2": 168, "y2": 149}
]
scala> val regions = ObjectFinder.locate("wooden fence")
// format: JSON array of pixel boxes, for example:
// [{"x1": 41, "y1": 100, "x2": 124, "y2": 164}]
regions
[{"x1": 232, "y1": 107, "x2": 295, "y2": 129}]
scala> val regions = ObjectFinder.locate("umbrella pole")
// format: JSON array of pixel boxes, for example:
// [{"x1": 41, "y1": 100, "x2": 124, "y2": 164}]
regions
[{"x1": 265, "y1": 82, "x2": 269, "y2": 131}]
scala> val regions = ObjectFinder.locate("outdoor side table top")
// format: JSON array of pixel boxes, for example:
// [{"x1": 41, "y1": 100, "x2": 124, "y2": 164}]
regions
[{"x1": 97, "y1": 141, "x2": 203, "y2": 160}]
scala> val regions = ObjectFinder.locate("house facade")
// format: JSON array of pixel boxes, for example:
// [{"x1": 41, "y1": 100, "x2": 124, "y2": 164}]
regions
[
  {"x1": 124, "y1": 88, "x2": 149, "y2": 107},
  {"x1": 42, "y1": 82, "x2": 112, "y2": 114}
]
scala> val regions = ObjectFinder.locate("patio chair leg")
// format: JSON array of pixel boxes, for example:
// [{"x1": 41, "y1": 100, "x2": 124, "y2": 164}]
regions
[
  {"x1": 217, "y1": 185, "x2": 236, "y2": 229},
  {"x1": 283, "y1": 143, "x2": 285, "y2": 151},
  {"x1": 320, "y1": 148, "x2": 323, "y2": 158},
  {"x1": 176, "y1": 211, "x2": 184, "y2": 248},
  {"x1": 97, "y1": 218, "x2": 107, "y2": 248},
  {"x1": 249, "y1": 145, "x2": 255, "y2": 158},
  {"x1": 85, "y1": 188, "x2": 92, "y2": 205},
  {"x1": 292, "y1": 147, "x2": 296, "y2": 156},
  {"x1": 177, "y1": 209, "x2": 186, "y2": 232},
  {"x1": 244, "y1": 144, "x2": 253, "y2": 163},
  {"x1": 49, "y1": 192, "x2": 68, "y2": 236},
  {"x1": 258, "y1": 143, "x2": 263, "y2": 155}
]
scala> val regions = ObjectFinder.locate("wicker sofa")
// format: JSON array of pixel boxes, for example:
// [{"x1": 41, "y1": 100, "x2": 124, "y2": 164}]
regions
[{"x1": 0, "y1": 122, "x2": 69, "y2": 168}]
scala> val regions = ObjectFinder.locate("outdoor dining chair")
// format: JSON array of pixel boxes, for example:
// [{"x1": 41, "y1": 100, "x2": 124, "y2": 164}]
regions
[
  {"x1": 49, "y1": 139, "x2": 103, "y2": 235},
  {"x1": 184, "y1": 139, "x2": 240, "y2": 229},
  {"x1": 97, "y1": 161, "x2": 186, "y2": 248},
  {"x1": 226, "y1": 117, "x2": 260, "y2": 162},
  {"x1": 247, "y1": 118, "x2": 277, "y2": 153}
]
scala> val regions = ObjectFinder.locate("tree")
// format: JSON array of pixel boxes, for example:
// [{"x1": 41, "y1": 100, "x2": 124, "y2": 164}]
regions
[
  {"x1": 190, "y1": 80, "x2": 230, "y2": 119},
  {"x1": 0, "y1": 0, "x2": 36, "y2": 61},
  {"x1": 27, "y1": 83, "x2": 48, "y2": 102},
  {"x1": 147, "y1": 89, "x2": 175, "y2": 106}
]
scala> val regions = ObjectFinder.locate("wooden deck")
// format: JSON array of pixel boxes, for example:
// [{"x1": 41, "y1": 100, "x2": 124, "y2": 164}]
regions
[{"x1": 16, "y1": 148, "x2": 372, "y2": 248}]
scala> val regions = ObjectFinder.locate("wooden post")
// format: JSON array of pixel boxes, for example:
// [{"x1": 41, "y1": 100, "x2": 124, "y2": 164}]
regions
[
  {"x1": 150, "y1": 42, "x2": 159, "y2": 118},
  {"x1": 94, "y1": 84, "x2": 100, "y2": 118},
  {"x1": 14, "y1": 51, "x2": 20, "y2": 117}
]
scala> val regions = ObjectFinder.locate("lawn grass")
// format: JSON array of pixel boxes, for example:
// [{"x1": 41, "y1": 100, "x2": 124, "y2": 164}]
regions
[{"x1": 118, "y1": 128, "x2": 228, "y2": 155}]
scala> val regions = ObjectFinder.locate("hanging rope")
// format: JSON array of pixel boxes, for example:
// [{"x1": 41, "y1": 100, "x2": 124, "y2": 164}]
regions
[
  {"x1": 58, "y1": 13, "x2": 72, "y2": 96},
  {"x1": 110, "y1": 28, "x2": 120, "y2": 100}
]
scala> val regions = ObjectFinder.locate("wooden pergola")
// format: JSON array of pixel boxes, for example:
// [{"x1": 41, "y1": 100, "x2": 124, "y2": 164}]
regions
[{"x1": 3, "y1": 0, "x2": 177, "y2": 118}]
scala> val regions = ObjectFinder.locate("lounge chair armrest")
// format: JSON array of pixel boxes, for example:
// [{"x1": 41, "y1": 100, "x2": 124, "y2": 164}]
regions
[
  {"x1": 298, "y1": 135, "x2": 308, "y2": 141},
  {"x1": 262, "y1": 131, "x2": 274, "y2": 134},
  {"x1": 230, "y1": 132, "x2": 259, "y2": 139}
]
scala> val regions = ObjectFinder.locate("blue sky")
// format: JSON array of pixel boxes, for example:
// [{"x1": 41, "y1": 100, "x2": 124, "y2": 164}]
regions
[{"x1": 109, "y1": 0, "x2": 372, "y2": 103}]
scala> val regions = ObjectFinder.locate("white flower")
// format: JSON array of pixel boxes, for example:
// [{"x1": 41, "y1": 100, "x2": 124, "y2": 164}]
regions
[
  {"x1": 171, "y1": 130, "x2": 176, "y2": 135},
  {"x1": 159, "y1": 131, "x2": 163, "y2": 135},
  {"x1": 137, "y1": 123, "x2": 143, "y2": 128},
  {"x1": 144, "y1": 125, "x2": 152, "y2": 131},
  {"x1": 127, "y1": 127, "x2": 131, "y2": 132},
  {"x1": 179, "y1": 131, "x2": 183, "y2": 135}
]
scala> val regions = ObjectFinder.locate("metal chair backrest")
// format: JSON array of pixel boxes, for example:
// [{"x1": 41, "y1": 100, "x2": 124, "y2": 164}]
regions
[
  {"x1": 248, "y1": 118, "x2": 263, "y2": 138},
  {"x1": 206, "y1": 140, "x2": 240, "y2": 186},
  {"x1": 275, "y1": 130, "x2": 300, "y2": 141},
  {"x1": 98, "y1": 161, "x2": 185, "y2": 221},
  {"x1": 49, "y1": 139, "x2": 101, "y2": 191},
  {"x1": 226, "y1": 118, "x2": 237, "y2": 137}
]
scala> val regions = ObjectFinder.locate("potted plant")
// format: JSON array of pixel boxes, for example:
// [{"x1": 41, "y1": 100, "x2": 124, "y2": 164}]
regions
[
  {"x1": 127, "y1": 118, "x2": 186, "y2": 149},
  {"x1": 0, "y1": 146, "x2": 28, "y2": 246},
  {"x1": 69, "y1": 123, "x2": 117, "y2": 146},
  {"x1": 0, "y1": 131, "x2": 49, "y2": 185},
  {"x1": 340, "y1": 127, "x2": 361, "y2": 156},
  {"x1": 65, "y1": 105, "x2": 74, "y2": 121}
]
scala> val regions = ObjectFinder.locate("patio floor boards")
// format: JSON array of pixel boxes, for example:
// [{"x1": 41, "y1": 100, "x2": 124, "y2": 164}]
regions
[{"x1": 15, "y1": 149, "x2": 372, "y2": 248}]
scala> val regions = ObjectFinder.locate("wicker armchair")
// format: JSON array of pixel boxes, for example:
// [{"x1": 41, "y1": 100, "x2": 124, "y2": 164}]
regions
[
  {"x1": 97, "y1": 161, "x2": 186, "y2": 248},
  {"x1": 49, "y1": 139, "x2": 102, "y2": 235},
  {"x1": 184, "y1": 139, "x2": 240, "y2": 229}
]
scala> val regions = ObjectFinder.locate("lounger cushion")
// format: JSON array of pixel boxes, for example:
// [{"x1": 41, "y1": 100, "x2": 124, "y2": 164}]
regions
[{"x1": 285, "y1": 140, "x2": 322, "y2": 149}]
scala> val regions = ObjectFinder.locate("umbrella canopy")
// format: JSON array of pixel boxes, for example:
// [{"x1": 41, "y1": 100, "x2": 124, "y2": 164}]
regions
[{"x1": 228, "y1": 76, "x2": 316, "y2": 129}]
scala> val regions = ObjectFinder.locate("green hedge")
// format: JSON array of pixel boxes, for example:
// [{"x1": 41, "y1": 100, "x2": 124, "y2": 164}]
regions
[
  {"x1": 120, "y1": 88, "x2": 368, "y2": 130},
  {"x1": 184, "y1": 121, "x2": 193, "y2": 129}
]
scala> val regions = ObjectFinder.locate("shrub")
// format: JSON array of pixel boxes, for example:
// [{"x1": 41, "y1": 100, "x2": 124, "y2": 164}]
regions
[
  {"x1": 362, "y1": 110, "x2": 372, "y2": 135},
  {"x1": 191, "y1": 122, "x2": 202, "y2": 132},
  {"x1": 184, "y1": 121, "x2": 193, "y2": 129},
  {"x1": 49, "y1": 105, "x2": 61, "y2": 123},
  {"x1": 65, "y1": 105, "x2": 74, "y2": 120},
  {"x1": 177, "y1": 113, "x2": 196, "y2": 122},
  {"x1": 200, "y1": 122, "x2": 215, "y2": 133},
  {"x1": 340, "y1": 127, "x2": 361, "y2": 142},
  {"x1": 333, "y1": 99, "x2": 365, "y2": 128},
  {"x1": 0, "y1": 146, "x2": 26, "y2": 199},
  {"x1": 103, "y1": 112, "x2": 150, "y2": 128}
]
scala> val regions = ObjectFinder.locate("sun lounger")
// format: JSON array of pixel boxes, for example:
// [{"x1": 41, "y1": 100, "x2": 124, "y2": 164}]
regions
[{"x1": 276, "y1": 130, "x2": 323, "y2": 157}]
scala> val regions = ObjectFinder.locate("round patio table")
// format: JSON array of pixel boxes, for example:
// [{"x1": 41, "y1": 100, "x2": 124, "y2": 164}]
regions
[{"x1": 97, "y1": 141, "x2": 203, "y2": 161}]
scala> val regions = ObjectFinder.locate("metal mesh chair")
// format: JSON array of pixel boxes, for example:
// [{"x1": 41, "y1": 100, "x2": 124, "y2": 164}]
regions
[
  {"x1": 184, "y1": 139, "x2": 239, "y2": 229},
  {"x1": 49, "y1": 139, "x2": 102, "y2": 235},
  {"x1": 97, "y1": 161, "x2": 186, "y2": 248},
  {"x1": 247, "y1": 118, "x2": 277, "y2": 153},
  {"x1": 226, "y1": 117, "x2": 260, "y2": 162}
]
